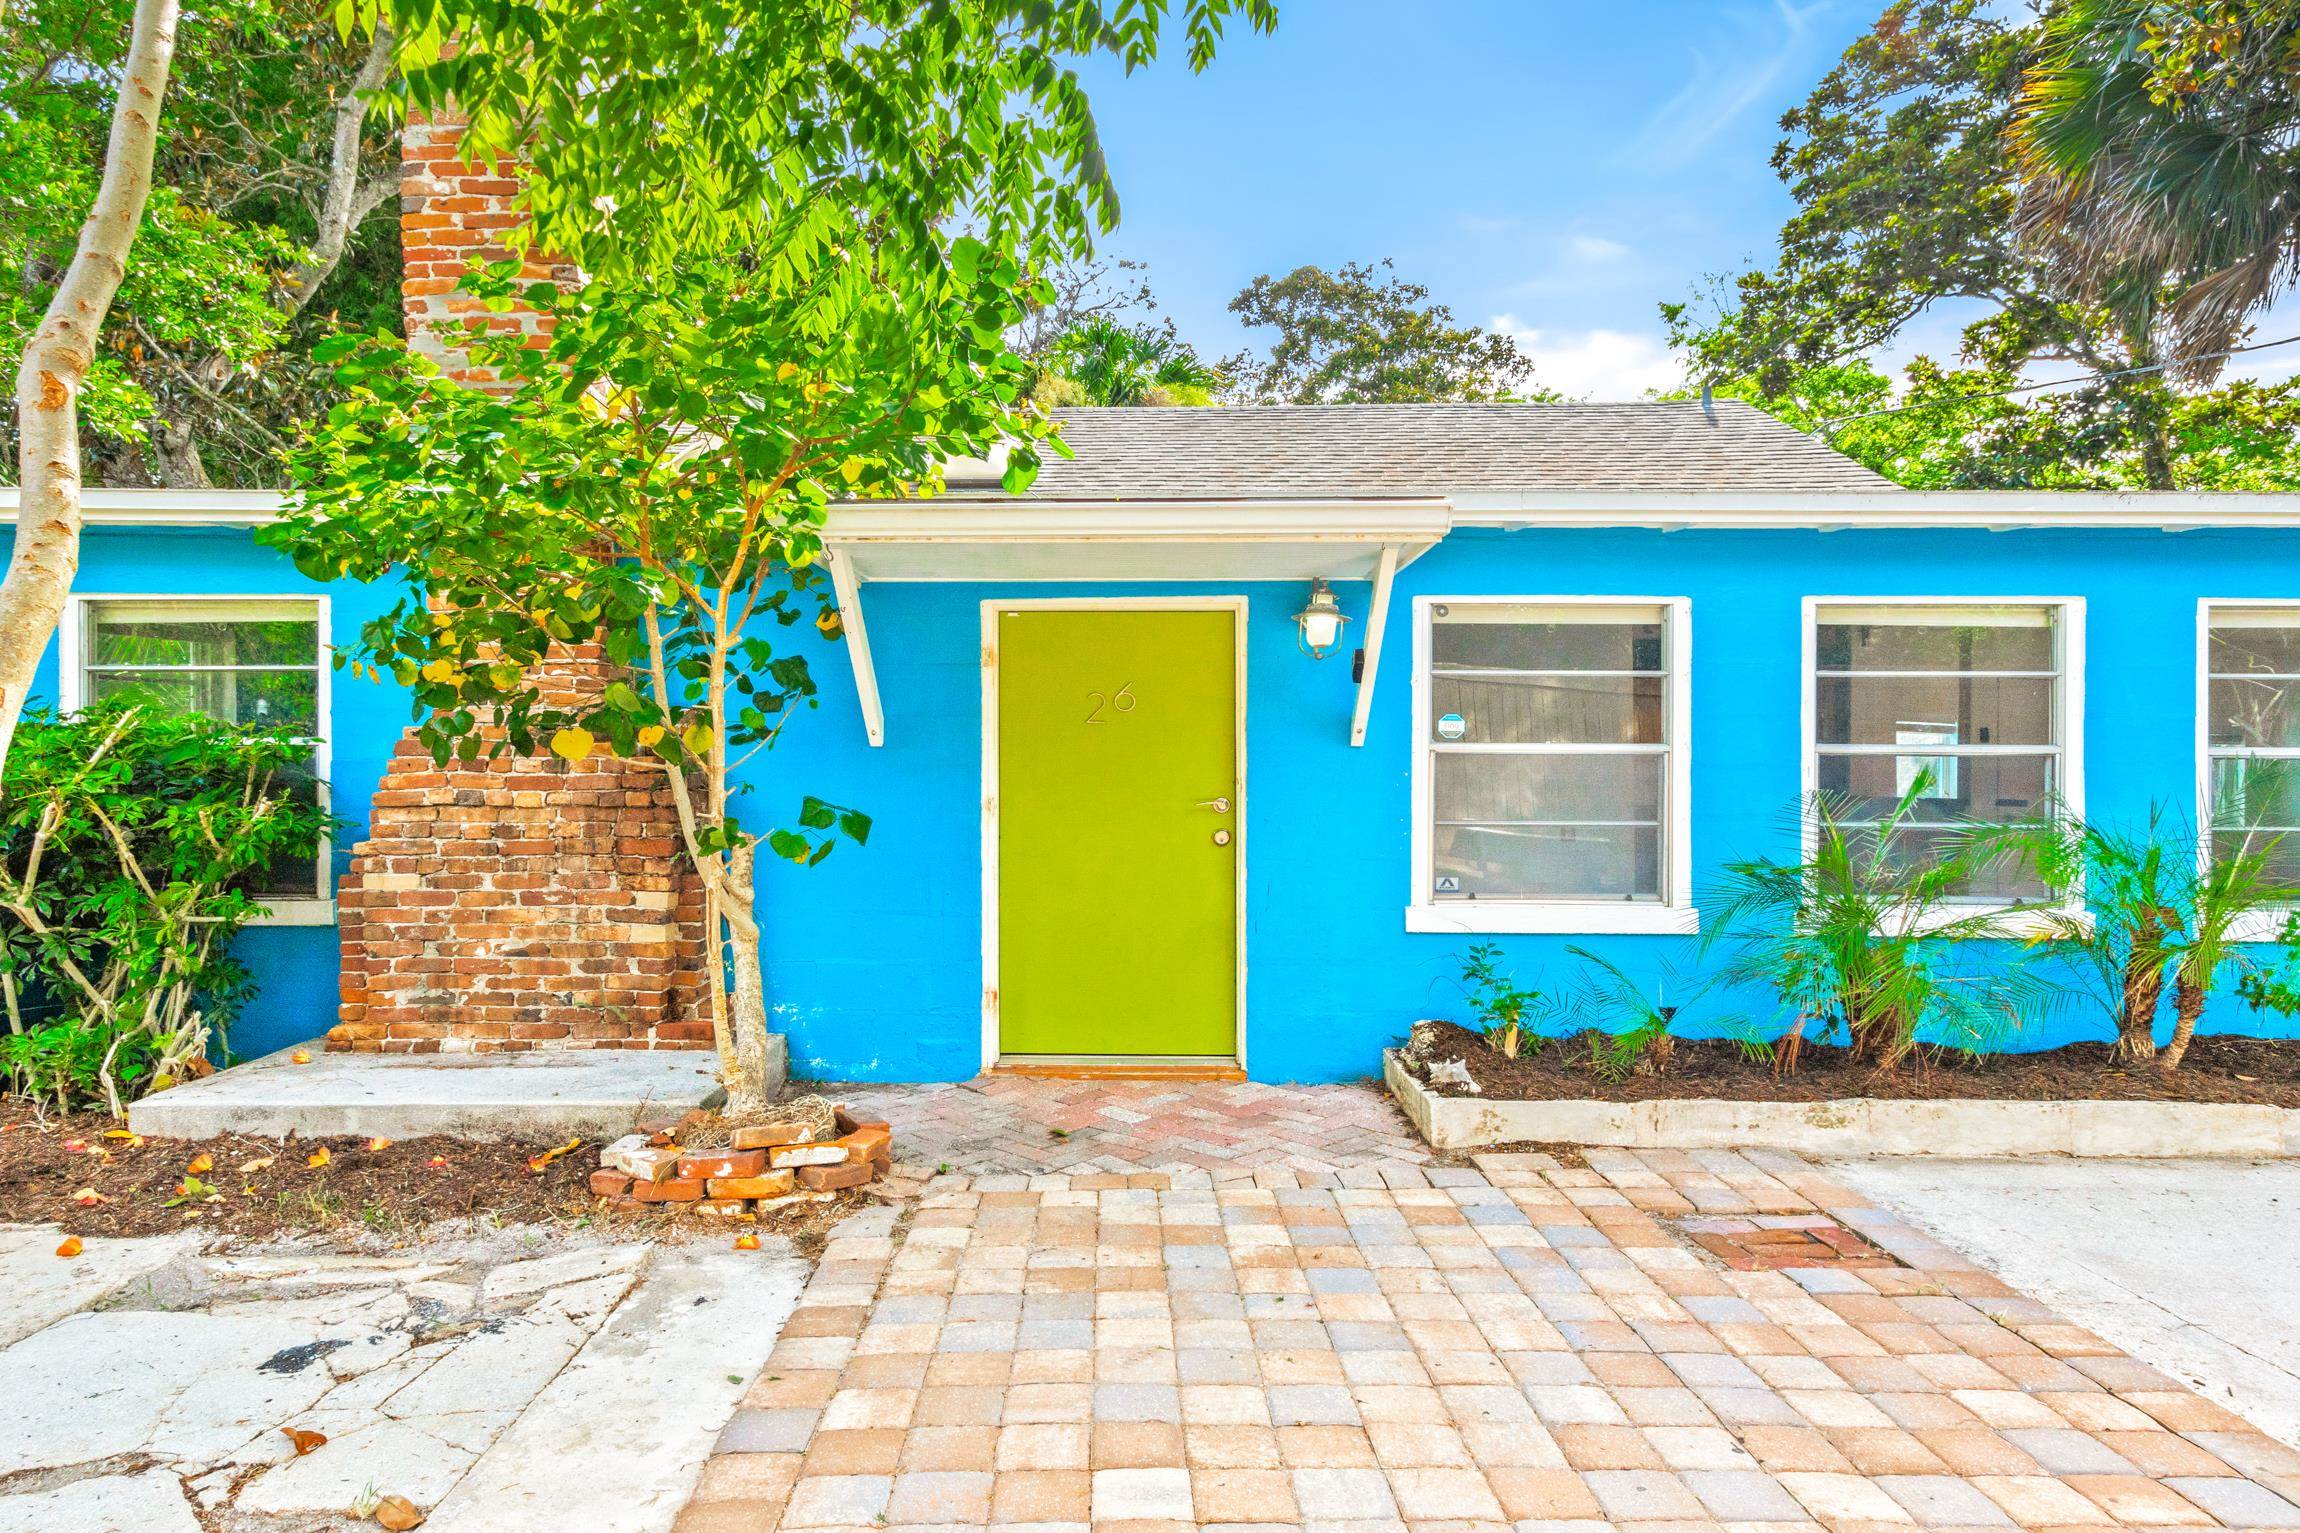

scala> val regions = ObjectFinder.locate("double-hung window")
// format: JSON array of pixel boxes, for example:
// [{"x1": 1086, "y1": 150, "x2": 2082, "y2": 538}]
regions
[
  {"x1": 1808, "y1": 600, "x2": 2080, "y2": 903},
  {"x1": 2203, "y1": 604, "x2": 2300, "y2": 887},
  {"x1": 62, "y1": 596, "x2": 333, "y2": 920},
  {"x1": 1409, "y1": 598, "x2": 1692, "y2": 934}
]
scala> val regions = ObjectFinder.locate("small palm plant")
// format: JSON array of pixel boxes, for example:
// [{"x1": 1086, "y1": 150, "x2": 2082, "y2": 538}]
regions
[
  {"x1": 1972, "y1": 809, "x2": 2182, "y2": 1063},
  {"x1": 2164, "y1": 844, "x2": 2295, "y2": 1070},
  {"x1": 1982, "y1": 805, "x2": 2299, "y2": 1073},
  {"x1": 1701, "y1": 773, "x2": 2042, "y2": 1073},
  {"x1": 1563, "y1": 946, "x2": 1768, "y2": 1084}
]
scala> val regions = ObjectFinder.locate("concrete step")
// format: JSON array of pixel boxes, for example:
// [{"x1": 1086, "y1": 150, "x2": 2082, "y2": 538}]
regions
[{"x1": 128, "y1": 1042, "x2": 743, "y2": 1141}]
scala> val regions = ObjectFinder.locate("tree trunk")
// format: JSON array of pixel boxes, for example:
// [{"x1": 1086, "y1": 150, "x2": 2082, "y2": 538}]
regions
[
  {"x1": 718, "y1": 842, "x2": 775, "y2": 1115},
  {"x1": 148, "y1": 416, "x2": 210, "y2": 488},
  {"x1": 1, "y1": 0, "x2": 179, "y2": 771},
  {"x1": 2136, "y1": 419, "x2": 2177, "y2": 491},
  {"x1": 2160, "y1": 975, "x2": 2207, "y2": 1073},
  {"x1": 277, "y1": 27, "x2": 396, "y2": 316},
  {"x1": 2116, "y1": 950, "x2": 2163, "y2": 1062}
]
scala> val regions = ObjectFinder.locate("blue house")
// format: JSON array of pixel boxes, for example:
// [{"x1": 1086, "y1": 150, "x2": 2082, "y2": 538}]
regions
[{"x1": 11, "y1": 402, "x2": 2300, "y2": 1082}]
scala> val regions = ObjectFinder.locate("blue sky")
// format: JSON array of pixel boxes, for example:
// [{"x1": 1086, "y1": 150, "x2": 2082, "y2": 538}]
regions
[{"x1": 1072, "y1": 0, "x2": 2294, "y2": 399}]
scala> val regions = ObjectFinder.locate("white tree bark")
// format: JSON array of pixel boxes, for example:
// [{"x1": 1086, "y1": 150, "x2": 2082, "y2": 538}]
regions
[
  {"x1": 0, "y1": 0, "x2": 181, "y2": 768},
  {"x1": 720, "y1": 843, "x2": 775, "y2": 1116},
  {"x1": 278, "y1": 26, "x2": 396, "y2": 316}
]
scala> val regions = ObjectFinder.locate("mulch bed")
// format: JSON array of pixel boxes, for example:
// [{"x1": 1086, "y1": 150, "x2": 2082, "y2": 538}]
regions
[
  {"x1": 1404, "y1": 1019, "x2": 2300, "y2": 1107},
  {"x1": 0, "y1": 1100, "x2": 873, "y2": 1242}
]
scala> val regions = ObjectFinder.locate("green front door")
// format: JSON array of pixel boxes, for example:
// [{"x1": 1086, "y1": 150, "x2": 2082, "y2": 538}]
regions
[{"x1": 997, "y1": 606, "x2": 1239, "y2": 1057}]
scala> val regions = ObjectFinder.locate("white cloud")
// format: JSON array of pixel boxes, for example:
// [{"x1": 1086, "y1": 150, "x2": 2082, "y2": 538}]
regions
[
  {"x1": 1564, "y1": 234, "x2": 1632, "y2": 265},
  {"x1": 1616, "y1": 0, "x2": 1832, "y2": 170},
  {"x1": 1494, "y1": 317, "x2": 1687, "y2": 401},
  {"x1": 1457, "y1": 213, "x2": 1522, "y2": 235}
]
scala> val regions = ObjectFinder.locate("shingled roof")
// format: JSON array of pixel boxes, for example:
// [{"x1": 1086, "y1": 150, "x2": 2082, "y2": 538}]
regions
[{"x1": 966, "y1": 401, "x2": 1893, "y2": 500}]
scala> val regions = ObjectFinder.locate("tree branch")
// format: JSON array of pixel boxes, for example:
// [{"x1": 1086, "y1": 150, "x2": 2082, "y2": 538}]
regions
[{"x1": 275, "y1": 25, "x2": 395, "y2": 318}]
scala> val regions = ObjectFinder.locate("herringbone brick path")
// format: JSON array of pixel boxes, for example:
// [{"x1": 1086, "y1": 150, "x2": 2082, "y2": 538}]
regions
[
  {"x1": 824, "y1": 1077, "x2": 1431, "y2": 1178},
  {"x1": 680, "y1": 1146, "x2": 2300, "y2": 1532}
]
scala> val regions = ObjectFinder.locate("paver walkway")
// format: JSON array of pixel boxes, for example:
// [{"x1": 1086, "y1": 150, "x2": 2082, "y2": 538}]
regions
[
  {"x1": 678, "y1": 1140, "x2": 2300, "y2": 1531},
  {"x1": 831, "y1": 1078, "x2": 1430, "y2": 1178}
]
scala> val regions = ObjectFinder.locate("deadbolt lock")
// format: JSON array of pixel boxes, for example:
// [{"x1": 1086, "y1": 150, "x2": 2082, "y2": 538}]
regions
[{"x1": 1212, "y1": 828, "x2": 1232, "y2": 846}]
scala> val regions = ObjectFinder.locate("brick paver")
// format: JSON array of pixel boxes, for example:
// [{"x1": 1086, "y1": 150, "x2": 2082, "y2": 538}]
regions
[
  {"x1": 679, "y1": 1144, "x2": 2300, "y2": 1531},
  {"x1": 829, "y1": 1077, "x2": 1430, "y2": 1177}
]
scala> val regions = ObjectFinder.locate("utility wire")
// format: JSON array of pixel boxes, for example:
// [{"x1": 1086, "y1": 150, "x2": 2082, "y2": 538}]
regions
[{"x1": 1809, "y1": 331, "x2": 2300, "y2": 434}]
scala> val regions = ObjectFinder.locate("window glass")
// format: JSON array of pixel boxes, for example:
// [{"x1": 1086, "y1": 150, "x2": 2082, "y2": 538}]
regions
[
  {"x1": 2207, "y1": 609, "x2": 2300, "y2": 881},
  {"x1": 1425, "y1": 603, "x2": 1672, "y2": 903},
  {"x1": 79, "y1": 599, "x2": 325, "y2": 901},
  {"x1": 1812, "y1": 604, "x2": 2063, "y2": 901}
]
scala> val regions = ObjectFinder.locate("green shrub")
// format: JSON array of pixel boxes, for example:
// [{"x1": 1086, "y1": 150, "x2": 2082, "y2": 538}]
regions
[
  {"x1": 1457, "y1": 942, "x2": 1556, "y2": 1059},
  {"x1": 1701, "y1": 773, "x2": 2047, "y2": 1070},
  {"x1": 0, "y1": 697, "x2": 332, "y2": 1113}
]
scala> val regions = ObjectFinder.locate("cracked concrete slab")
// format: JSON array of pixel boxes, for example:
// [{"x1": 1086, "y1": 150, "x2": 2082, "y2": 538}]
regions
[
  {"x1": 426, "y1": 1243, "x2": 806, "y2": 1532},
  {"x1": 0, "y1": 1226, "x2": 195, "y2": 1349},
  {"x1": 0, "y1": 1223, "x2": 768, "y2": 1530},
  {"x1": 0, "y1": 1469, "x2": 202, "y2": 1533}
]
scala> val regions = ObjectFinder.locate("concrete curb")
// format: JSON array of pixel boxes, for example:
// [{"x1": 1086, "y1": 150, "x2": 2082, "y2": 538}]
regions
[{"x1": 1383, "y1": 1048, "x2": 2300, "y2": 1156}]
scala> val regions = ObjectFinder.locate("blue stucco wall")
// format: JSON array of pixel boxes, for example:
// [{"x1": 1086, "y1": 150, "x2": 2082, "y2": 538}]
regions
[
  {"x1": 754, "y1": 525, "x2": 2300, "y2": 1082},
  {"x1": 22, "y1": 520, "x2": 2300, "y2": 1078}
]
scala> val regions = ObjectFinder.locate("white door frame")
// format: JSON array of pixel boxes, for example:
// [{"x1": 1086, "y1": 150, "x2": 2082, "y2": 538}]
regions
[{"x1": 979, "y1": 596, "x2": 1249, "y2": 1073}]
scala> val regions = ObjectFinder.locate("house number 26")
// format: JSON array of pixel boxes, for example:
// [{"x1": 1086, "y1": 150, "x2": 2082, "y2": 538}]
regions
[{"x1": 1084, "y1": 683, "x2": 1137, "y2": 723}]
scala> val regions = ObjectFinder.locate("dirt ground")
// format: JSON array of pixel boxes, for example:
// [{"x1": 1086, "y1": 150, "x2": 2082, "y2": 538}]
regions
[
  {"x1": 0, "y1": 1099, "x2": 875, "y2": 1248},
  {"x1": 1408, "y1": 1020, "x2": 2300, "y2": 1106}
]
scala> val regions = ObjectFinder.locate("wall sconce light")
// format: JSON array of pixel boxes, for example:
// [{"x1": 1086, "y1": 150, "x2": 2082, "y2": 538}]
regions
[{"x1": 1294, "y1": 579, "x2": 1350, "y2": 659}]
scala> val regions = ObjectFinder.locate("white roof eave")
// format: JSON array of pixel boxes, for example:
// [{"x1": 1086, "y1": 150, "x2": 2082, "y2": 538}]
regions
[
  {"x1": 7, "y1": 486, "x2": 2300, "y2": 537},
  {"x1": 1444, "y1": 488, "x2": 2300, "y2": 529}
]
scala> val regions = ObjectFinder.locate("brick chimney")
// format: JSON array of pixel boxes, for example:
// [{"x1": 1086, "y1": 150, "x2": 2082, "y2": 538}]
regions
[{"x1": 327, "y1": 113, "x2": 711, "y2": 1054}]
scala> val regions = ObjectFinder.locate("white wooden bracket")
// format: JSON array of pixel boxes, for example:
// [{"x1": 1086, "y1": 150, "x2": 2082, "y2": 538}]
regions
[
  {"x1": 1349, "y1": 543, "x2": 1401, "y2": 747},
  {"x1": 827, "y1": 549, "x2": 885, "y2": 747}
]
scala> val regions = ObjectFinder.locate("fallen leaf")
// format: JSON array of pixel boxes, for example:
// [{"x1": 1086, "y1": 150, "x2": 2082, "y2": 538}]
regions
[
  {"x1": 240, "y1": 1155, "x2": 275, "y2": 1174},
  {"x1": 307, "y1": 1147, "x2": 332, "y2": 1169},
  {"x1": 281, "y1": 1426, "x2": 327, "y2": 1456},
  {"x1": 291, "y1": 1048, "x2": 313, "y2": 1065},
  {"x1": 103, "y1": 1129, "x2": 143, "y2": 1148},
  {"x1": 426, "y1": 1155, "x2": 448, "y2": 1170},
  {"x1": 733, "y1": 1232, "x2": 760, "y2": 1251},
  {"x1": 55, "y1": 1236, "x2": 82, "y2": 1258},
  {"x1": 70, "y1": 1187, "x2": 107, "y2": 1206},
  {"x1": 366, "y1": 1137, "x2": 393, "y2": 1153},
  {"x1": 61, "y1": 1137, "x2": 87, "y2": 1152},
  {"x1": 373, "y1": 1492, "x2": 426, "y2": 1529},
  {"x1": 185, "y1": 1153, "x2": 212, "y2": 1174}
]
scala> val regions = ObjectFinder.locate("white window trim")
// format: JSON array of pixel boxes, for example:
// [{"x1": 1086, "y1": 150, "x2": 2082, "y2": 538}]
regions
[
  {"x1": 2198, "y1": 598, "x2": 2300, "y2": 943},
  {"x1": 1801, "y1": 594, "x2": 2086, "y2": 936},
  {"x1": 1406, "y1": 594, "x2": 1696, "y2": 936},
  {"x1": 58, "y1": 593, "x2": 335, "y2": 926}
]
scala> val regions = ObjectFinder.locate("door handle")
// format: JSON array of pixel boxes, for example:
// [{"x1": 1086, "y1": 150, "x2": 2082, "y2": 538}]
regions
[{"x1": 1196, "y1": 797, "x2": 1231, "y2": 814}]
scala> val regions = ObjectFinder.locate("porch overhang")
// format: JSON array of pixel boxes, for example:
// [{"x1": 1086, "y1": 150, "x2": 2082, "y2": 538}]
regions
[{"x1": 820, "y1": 498, "x2": 1451, "y2": 748}]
